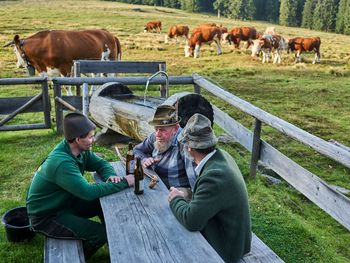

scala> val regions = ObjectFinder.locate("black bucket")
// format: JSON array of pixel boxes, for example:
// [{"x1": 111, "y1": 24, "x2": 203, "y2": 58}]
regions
[{"x1": 2, "y1": 206, "x2": 35, "y2": 242}]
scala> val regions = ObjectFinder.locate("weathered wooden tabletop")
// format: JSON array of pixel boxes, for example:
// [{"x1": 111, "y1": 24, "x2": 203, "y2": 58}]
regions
[{"x1": 99, "y1": 161, "x2": 224, "y2": 263}]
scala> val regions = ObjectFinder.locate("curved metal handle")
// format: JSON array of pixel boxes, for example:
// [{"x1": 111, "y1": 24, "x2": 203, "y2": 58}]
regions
[{"x1": 144, "y1": 70, "x2": 169, "y2": 105}]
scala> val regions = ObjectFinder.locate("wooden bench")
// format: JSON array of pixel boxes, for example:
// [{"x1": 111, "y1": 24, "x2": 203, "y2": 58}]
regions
[
  {"x1": 239, "y1": 234, "x2": 284, "y2": 263},
  {"x1": 95, "y1": 161, "x2": 285, "y2": 262},
  {"x1": 44, "y1": 237, "x2": 85, "y2": 263}
]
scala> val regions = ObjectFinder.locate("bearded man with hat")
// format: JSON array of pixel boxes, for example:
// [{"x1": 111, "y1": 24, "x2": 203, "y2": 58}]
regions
[
  {"x1": 26, "y1": 111, "x2": 134, "y2": 259},
  {"x1": 168, "y1": 113, "x2": 252, "y2": 263},
  {"x1": 134, "y1": 105, "x2": 196, "y2": 196}
]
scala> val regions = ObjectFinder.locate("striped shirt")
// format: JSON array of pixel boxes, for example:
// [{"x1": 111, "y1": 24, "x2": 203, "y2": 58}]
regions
[{"x1": 134, "y1": 128, "x2": 196, "y2": 189}]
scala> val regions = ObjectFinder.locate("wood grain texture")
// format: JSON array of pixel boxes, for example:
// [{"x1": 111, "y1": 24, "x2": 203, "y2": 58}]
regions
[
  {"x1": 101, "y1": 162, "x2": 285, "y2": 262},
  {"x1": 193, "y1": 73, "x2": 350, "y2": 169},
  {"x1": 238, "y1": 234, "x2": 284, "y2": 263},
  {"x1": 44, "y1": 237, "x2": 84, "y2": 263},
  {"x1": 213, "y1": 106, "x2": 350, "y2": 231},
  {"x1": 100, "y1": 162, "x2": 224, "y2": 262}
]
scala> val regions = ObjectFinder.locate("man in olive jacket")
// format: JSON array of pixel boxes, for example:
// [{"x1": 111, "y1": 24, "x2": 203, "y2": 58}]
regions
[
  {"x1": 168, "y1": 113, "x2": 251, "y2": 263},
  {"x1": 26, "y1": 112, "x2": 134, "y2": 259}
]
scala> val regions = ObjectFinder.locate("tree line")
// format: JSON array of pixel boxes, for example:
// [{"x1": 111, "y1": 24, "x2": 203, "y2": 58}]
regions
[{"x1": 105, "y1": 0, "x2": 350, "y2": 35}]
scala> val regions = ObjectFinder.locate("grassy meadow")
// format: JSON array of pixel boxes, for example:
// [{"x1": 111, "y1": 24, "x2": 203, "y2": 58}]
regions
[{"x1": 0, "y1": 0, "x2": 350, "y2": 262}]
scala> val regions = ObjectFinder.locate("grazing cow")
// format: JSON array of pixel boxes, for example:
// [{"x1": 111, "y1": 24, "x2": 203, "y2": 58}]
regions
[
  {"x1": 288, "y1": 37, "x2": 321, "y2": 64},
  {"x1": 185, "y1": 26, "x2": 222, "y2": 58},
  {"x1": 3, "y1": 29, "x2": 121, "y2": 77},
  {"x1": 144, "y1": 21, "x2": 162, "y2": 33},
  {"x1": 165, "y1": 25, "x2": 189, "y2": 43},
  {"x1": 222, "y1": 27, "x2": 259, "y2": 49},
  {"x1": 251, "y1": 35, "x2": 287, "y2": 64}
]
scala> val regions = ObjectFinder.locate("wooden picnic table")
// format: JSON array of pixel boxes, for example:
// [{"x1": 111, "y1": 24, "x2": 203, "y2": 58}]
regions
[{"x1": 99, "y1": 161, "x2": 224, "y2": 262}]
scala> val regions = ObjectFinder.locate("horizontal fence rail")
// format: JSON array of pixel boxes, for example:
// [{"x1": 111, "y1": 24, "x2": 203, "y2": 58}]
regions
[
  {"x1": 212, "y1": 105, "x2": 350, "y2": 231},
  {"x1": 51, "y1": 76, "x2": 193, "y2": 86},
  {"x1": 0, "y1": 77, "x2": 51, "y2": 131},
  {"x1": 193, "y1": 73, "x2": 350, "y2": 170},
  {"x1": 73, "y1": 60, "x2": 166, "y2": 74}
]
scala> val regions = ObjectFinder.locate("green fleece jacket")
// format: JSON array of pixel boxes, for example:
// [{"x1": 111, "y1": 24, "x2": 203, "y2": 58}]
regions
[
  {"x1": 170, "y1": 149, "x2": 251, "y2": 263},
  {"x1": 26, "y1": 140, "x2": 128, "y2": 216}
]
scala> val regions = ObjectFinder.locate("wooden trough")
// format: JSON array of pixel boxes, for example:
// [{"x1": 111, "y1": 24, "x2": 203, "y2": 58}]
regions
[{"x1": 89, "y1": 82, "x2": 213, "y2": 141}]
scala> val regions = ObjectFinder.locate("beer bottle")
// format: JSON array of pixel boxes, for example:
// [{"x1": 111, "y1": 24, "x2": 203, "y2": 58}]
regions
[
  {"x1": 134, "y1": 157, "x2": 144, "y2": 195},
  {"x1": 126, "y1": 143, "x2": 134, "y2": 174}
]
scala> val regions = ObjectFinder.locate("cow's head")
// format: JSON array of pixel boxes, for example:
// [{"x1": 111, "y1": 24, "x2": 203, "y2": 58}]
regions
[{"x1": 13, "y1": 35, "x2": 36, "y2": 76}]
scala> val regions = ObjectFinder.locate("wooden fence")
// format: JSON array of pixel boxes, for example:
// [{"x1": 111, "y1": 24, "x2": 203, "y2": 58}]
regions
[
  {"x1": 1, "y1": 72, "x2": 349, "y2": 232},
  {"x1": 0, "y1": 77, "x2": 51, "y2": 131}
]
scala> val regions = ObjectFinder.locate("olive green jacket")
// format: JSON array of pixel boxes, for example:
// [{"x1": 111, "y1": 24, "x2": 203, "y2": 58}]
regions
[
  {"x1": 170, "y1": 149, "x2": 251, "y2": 263},
  {"x1": 27, "y1": 140, "x2": 128, "y2": 216}
]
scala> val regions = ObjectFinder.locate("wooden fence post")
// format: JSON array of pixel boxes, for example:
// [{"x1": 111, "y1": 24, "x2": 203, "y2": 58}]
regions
[
  {"x1": 250, "y1": 118, "x2": 262, "y2": 178},
  {"x1": 54, "y1": 82, "x2": 63, "y2": 134},
  {"x1": 82, "y1": 83, "x2": 89, "y2": 116},
  {"x1": 159, "y1": 63, "x2": 167, "y2": 98},
  {"x1": 41, "y1": 80, "x2": 51, "y2": 128},
  {"x1": 73, "y1": 61, "x2": 81, "y2": 96},
  {"x1": 194, "y1": 83, "x2": 201, "y2": 94}
]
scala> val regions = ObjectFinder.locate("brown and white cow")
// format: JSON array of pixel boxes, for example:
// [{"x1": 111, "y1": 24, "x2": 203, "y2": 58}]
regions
[
  {"x1": 288, "y1": 37, "x2": 321, "y2": 64},
  {"x1": 144, "y1": 21, "x2": 162, "y2": 33},
  {"x1": 251, "y1": 35, "x2": 287, "y2": 64},
  {"x1": 165, "y1": 25, "x2": 189, "y2": 43},
  {"x1": 222, "y1": 27, "x2": 259, "y2": 48},
  {"x1": 185, "y1": 26, "x2": 222, "y2": 58},
  {"x1": 3, "y1": 29, "x2": 121, "y2": 77}
]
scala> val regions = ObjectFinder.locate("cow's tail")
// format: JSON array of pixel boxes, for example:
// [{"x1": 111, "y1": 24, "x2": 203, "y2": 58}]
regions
[{"x1": 114, "y1": 37, "x2": 121, "y2": 60}]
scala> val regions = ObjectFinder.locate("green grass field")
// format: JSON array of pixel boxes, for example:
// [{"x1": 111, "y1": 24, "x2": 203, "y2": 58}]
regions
[{"x1": 0, "y1": 0, "x2": 350, "y2": 262}]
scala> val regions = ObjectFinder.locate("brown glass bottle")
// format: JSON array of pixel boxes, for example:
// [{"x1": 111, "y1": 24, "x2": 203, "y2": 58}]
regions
[
  {"x1": 134, "y1": 157, "x2": 144, "y2": 195},
  {"x1": 125, "y1": 143, "x2": 134, "y2": 175}
]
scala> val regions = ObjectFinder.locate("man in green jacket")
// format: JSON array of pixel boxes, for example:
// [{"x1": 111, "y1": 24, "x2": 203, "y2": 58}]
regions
[
  {"x1": 168, "y1": 113, "x2": 251, "y2": 263},
  {"x1": 26, "y1": 112, "x2": 134, "y2": 259}
]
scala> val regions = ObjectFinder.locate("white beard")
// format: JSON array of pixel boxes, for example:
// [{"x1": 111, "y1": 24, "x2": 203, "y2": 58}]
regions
[{"x1": 154, "y1": 140, "x2": 172, "y2": 154}]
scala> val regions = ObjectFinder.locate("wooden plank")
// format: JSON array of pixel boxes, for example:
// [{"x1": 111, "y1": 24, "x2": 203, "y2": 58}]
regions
[
  {"x1": 260, "y1": 142, "x2": 350, "y2": 231},
  {"x1": 0, "y1": 93, "x2": 42, "y2": 127},
  {"x1": 52, "y1": 76, "x2": 194, "y2": 86},
  {"x1": 41, "y1": 81, "x2": 51, "y2": 128},
  {"x1": 239, "y1": 234, "x2": 284, "y2": 263},
  {"x1": 74, "y1": 60, "x2": 166, "y2": 74},
  {"x1": 213, "y1": 105, "x2": 252, "y2": 151},
  {"x1": 0, "y1": 97, "x2": 44, "y2": 114},
  {"x1": 0, "y1": 77, "x2": 46, "y2": 85},
  {"x1": 250, "y1": 119, "x2": 262, "y2": 178},
  {"x1": 0, "y1": 123, "x2": 48, "y2": 131},
  {"x1": 214, "y1": 106, "x2": 350, "y2": 231},
  {"x1": 44, "y1": 237, "x2": 85, "y2": 263},
  {"x1": 193, "y1": 73, "x2": 350, "y2": 169},
  {"x1": 158, "y1": 63, "x2": 167, "y2": 98},
  {"x1": 54, "y1": 83, "x2": 63, "y2": 134},
  {"x1": 100, "y1": 162, "x2": 224, "y2": 263}
]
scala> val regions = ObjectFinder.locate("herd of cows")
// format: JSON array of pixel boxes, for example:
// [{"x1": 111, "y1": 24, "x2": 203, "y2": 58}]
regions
[
  {"x1": 2, "y1": 21, "x2": 321, "y2": 78},
  {"x1": 145, "y1": 20, "x2": 321, "y2": 64}
]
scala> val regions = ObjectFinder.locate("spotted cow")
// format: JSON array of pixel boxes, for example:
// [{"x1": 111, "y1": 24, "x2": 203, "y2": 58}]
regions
[{"x1": 251, "y1": 35, "x2": 288, "y2": 64}]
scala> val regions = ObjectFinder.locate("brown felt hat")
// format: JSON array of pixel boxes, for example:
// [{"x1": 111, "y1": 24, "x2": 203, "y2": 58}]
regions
[
  {"x1": 178, "y1": 113, "x2": 217, "y2": 149},
  {"x1": 149, "y1": 105, "x2": 181, "y2": 127},
  {"x1": 63, "y1": 112, "x2": 96, "y2": 140}
]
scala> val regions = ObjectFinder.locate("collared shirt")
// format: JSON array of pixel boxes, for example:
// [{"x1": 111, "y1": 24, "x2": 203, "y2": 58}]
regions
[
  {"x1": 195, "y1": 149, "x2": 217, "y2": 176},
  {"x1": 134, "y1": 128, "x2": 197, "y2": 189}
]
